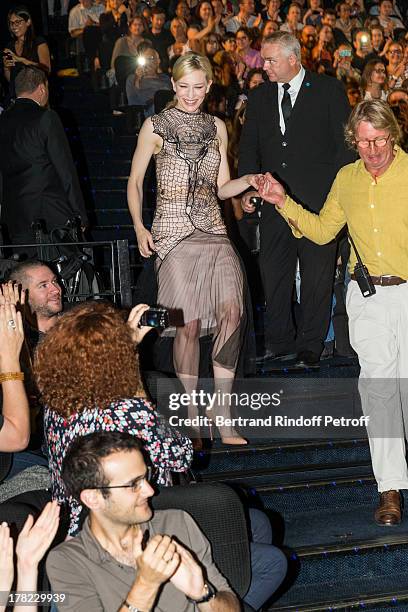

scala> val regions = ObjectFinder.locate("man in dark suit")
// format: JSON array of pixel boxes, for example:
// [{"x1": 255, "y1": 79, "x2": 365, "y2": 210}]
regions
[
  {"x1": 0, "y1": 66, "x2": 88, "y2": 257},
  {"x1": 239, "y1": 31, "x2": 353, "y2": 367}
]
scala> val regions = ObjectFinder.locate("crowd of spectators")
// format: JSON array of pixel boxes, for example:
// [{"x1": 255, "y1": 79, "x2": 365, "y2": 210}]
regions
[{"x1": 2, "y1": 0, "x2": 408, "y2": 131}]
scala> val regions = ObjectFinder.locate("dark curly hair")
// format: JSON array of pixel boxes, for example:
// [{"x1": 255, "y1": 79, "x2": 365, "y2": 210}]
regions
[
  {"x1": 34, "y1": 301, "x2": 145, "y2": 417},
  {"x1": 62, "y1": 431, "x2": 143, "y2": 500}
]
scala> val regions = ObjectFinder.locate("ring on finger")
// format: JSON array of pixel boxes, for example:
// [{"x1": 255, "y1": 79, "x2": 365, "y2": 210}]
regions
[{"x1": 7, "y1": 319, "x2": 16, "y2": 329}]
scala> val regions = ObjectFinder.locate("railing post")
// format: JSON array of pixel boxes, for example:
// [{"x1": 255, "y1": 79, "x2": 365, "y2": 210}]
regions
[{"x1": 117, "y1": 239, "x2": 132, "y2": 308}]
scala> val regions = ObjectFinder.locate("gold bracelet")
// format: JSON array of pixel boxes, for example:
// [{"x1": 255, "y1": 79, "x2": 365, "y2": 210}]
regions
[{"x1": 0, "y1": 371, "x2": 24, "y2": 383}]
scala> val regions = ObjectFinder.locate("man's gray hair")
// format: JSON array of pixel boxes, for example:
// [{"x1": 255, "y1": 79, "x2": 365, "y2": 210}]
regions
[
  {"x1": 262, "y1": 31, "x2": 301, "y2": 62},
  {"x1": 344, "y1": 99, "x2": 402, "y2": 148}
]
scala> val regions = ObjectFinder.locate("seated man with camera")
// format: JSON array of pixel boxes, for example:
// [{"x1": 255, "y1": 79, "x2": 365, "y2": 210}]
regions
[{"x1": 255, "y1": 99, "x2": 408, "y2": 527}]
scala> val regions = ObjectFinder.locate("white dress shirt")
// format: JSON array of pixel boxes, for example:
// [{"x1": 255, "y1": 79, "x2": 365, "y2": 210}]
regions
[
  {"x1": 277, "y1": 66, "x2": 305, "y2": 134},
  {"x1": 68, "y1": 3, "x2": 105, "y2": 32}
]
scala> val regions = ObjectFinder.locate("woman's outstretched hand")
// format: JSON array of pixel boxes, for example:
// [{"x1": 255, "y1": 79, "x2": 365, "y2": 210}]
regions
[{"x1": 246, "y1": 174, "x2": 265, "y2": 191}]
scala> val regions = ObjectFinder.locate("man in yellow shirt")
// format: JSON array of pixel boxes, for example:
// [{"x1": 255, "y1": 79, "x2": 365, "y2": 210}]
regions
[{"x1": 256, "y1": 99, "x2": 408, "y2": 527}]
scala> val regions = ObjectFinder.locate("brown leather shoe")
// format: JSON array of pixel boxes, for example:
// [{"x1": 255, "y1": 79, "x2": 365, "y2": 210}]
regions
[{"x1": 374, "y1": 490, "x2": 402, "y2": 526}]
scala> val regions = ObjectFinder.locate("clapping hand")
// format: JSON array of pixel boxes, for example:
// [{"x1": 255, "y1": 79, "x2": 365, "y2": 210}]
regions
[
  {"x1": 169, "y1": 540, "x2": 206, "y2": 601},
  {"x1": 16, "y1": 501, "x2": 60, "y2": 570},
  {"x1": 133, "y1": 531, "x2": 181, "y2": 586},
  {"x1": 0, "y1": 281, "x2": 26, "y2": 309},
  {"x1": 253, "y1": 13, "x2": 262, "y2": 28},
  {"x1": 258, "y1": 172, "x2": 286, "y2": 207},
  {"x1": 0, "y1": 523, "x2": 13, "y2": 597},
  {"x1": 0, "y1": 303, "x2": 24, "y2": 372}
]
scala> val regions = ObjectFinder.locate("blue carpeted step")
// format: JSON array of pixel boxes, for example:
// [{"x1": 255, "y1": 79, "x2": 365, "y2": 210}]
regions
[
  {"x1": 269, "y1": 591, "x2": 408, "y2": 611},
  {"x1": 202, "y1": 463, "x2": 373, "y2": 487},
  {"x1": 84, "y1": 148, "x2": 133, "y2": 159},
  {"x1": 90, "y1": 226, "x2": 137, "y2": 241},
  {"x1": 253, "y1": 477, "x2": 380, "y2": 521},
  {"x1": 92, "y1": 189, "x2": 127, "y2": 208},
  {"x1": 87, "y1": 161, "x2": 131, "y2": 176},
  {"x1": 194, "y1": 439, "x2": 370, "y2": 476},
  {"x1": 89, "y1": 176, "x2": 128, "y2": 189},
  {"x1": 272, "y1": 541, "x2": 408, "y2": 609}
]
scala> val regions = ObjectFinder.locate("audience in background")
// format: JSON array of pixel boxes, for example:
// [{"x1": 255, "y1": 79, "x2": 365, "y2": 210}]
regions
[
  {"x1": 280, "y1": 3, "x2": 304, "y2": 34},
  {"x1": 68, "y1": 0, "x2": 105, "y2": 72},
  {"x1": 144, "y1": 6, "x2": 175, "y2": 71},
  {"x1": 126, "y1": 47, "x2": 171, "y2": 113},
  {"x1": 3, "y1": 6, "x2": 51, "y2": 97},
  {"x1": 386, "y1": 40, "x2": 406, "y2": 88},
  {"x1": 361, "y1": 58, "x2": 388, "y2": 99},
  {"x1": 168, "y1": 17, "x2": 188, "y2": 58}
]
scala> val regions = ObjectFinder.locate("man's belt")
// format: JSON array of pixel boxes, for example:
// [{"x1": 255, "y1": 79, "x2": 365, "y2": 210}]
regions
[{"x1": 350, "y1": 274, "x2": 406, "y2": 286}]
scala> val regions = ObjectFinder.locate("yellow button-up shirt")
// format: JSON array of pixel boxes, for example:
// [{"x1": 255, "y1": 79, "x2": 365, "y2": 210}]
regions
[{"x1": 278, "y1": 145, "x2": 408, "y2": 278}]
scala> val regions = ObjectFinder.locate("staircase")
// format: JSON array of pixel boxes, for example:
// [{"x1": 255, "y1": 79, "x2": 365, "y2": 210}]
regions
[{"x1": 55, "y1": 75, "x2": 145, "y2": 288}]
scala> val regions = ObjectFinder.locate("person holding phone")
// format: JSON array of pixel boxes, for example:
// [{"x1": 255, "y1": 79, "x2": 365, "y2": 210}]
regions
[
  {"x1": 35, "y1": 301, "x2": 194, "y2": 536},
  {"x1": 68, "y1": 0, "x2": 105, "y2": 72},
  {"x1": 3, "y1": 6, "x2": 51, "y2": 98},
  {"x1": 127, "y1": 52, "x2": 262, "y2": 447},
  {"x1": 125, "y1": 47, "x2": 172, "y2": 116},
  {"x1": 303, "y1": 0, "x2": 323, "y2": 27},
  {"x1": 334, "y1": 43, "x2": 360, "y2": 81}
]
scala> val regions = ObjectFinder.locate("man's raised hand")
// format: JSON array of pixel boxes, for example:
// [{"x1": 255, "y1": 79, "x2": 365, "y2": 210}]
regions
[{"x1": 258, "y1": 172, "x2": 286, "y2": 208}]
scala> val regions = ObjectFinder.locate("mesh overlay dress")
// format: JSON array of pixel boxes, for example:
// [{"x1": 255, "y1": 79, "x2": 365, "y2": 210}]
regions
[{"x1": 151, "y1": 107, "x2": 245, "y2": 374}]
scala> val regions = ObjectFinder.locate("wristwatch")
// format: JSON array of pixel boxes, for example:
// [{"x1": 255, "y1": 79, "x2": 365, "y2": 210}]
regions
[{"x1": 186, "y1": 582, "x2": 217, "y2": 604}]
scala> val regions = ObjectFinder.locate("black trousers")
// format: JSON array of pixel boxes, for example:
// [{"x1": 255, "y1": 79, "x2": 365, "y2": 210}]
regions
[{"x1": 259, "y1": 207, "x2": 337, "y2": 355}]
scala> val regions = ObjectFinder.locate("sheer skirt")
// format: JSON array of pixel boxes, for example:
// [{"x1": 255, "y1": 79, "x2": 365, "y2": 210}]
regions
[{"x1": 156, "y1": 230, "x2": 245, "y2": 376}]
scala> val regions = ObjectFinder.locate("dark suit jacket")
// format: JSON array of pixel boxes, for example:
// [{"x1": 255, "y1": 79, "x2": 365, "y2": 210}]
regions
[
  {"x1": 238, "y1": 70, "x2": 355, "y2": 213},
  {"x1": 0, "y1": 98, "x2": 88, "y2": 239}
]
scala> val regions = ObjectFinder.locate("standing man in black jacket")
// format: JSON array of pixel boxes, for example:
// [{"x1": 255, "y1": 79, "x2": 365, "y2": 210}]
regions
[
  {"x1": 0, "y1": 66, "x2": 88, "y2": 257},
  {"x1": 239, "y1": 31, "x2": 353, "y2": 367}
]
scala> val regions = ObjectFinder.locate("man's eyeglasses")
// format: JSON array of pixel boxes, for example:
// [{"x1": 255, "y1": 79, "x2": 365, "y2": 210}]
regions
[
  {"x1": 354, "y1": 134, "x2": 391, "y2": 149},
  {"x1": 389, "y1": 50, "x2": 402, "y2": 56},
  {"x1": 92, "y1": 466, "x2": 159, "y2": 493}
]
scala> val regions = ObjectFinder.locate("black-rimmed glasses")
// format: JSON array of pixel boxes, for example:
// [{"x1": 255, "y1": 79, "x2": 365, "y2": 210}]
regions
[{"x1": 92, "y1": 466, "x2": 159, "y2": 493}]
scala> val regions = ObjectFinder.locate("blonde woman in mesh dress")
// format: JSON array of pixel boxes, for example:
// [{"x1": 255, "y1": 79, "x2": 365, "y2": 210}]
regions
[{"x1": 128, "y1": 52, "x2": 262, "y2": 447}]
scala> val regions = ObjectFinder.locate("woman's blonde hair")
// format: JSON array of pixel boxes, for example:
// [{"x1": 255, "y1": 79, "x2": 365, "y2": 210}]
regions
[
  {"x1": 344, "y1": 99, "x2": 402, "y2": 148},
  {"x1": 166, "y1": 52, "x2": 213, "y2": 108},
  {"x1": 172, "y1": 51, "x2": 213, "y2": 82}
]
